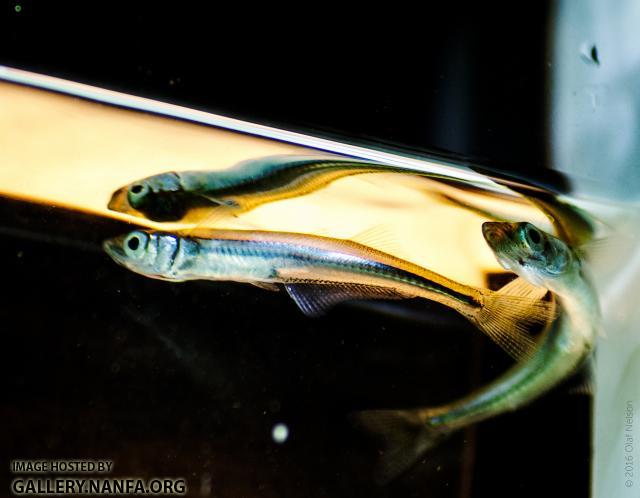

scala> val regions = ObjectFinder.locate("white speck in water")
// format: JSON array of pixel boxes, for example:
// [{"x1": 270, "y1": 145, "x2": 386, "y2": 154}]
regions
[{"x1": 272, "y1": 423, "x2": 289, "y2": 444}]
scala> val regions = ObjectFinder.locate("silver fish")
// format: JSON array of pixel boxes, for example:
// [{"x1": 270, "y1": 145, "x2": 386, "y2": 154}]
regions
[
  {"x1": 103, "y1": 227, "x2": 555, "y2": 358},
  {"x1": 355, "y1": 221, "x2": 599, "y2": 482}
]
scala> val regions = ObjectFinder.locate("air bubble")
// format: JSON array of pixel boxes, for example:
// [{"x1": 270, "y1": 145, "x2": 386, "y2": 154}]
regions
[{"x1": 272, "y1": 423, "x2": 289, "y2": 444}]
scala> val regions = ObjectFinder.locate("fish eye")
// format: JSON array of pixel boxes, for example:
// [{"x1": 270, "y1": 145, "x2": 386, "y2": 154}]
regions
[
  {"x1": 127, "y1": 236, "x2": 140, "y2": 251},
  {"x1": 520, "y1": 223, "x2": 544, "y2": 249},
  {"x1": 123, "y1": 231, "x2": 148, "y2": 257},
  {"x1": 527, "y1": 226, "x2": 541, "y2": 244},
  {"x1": 129, "y1": 183, "x2": 149, "y2": 207}
]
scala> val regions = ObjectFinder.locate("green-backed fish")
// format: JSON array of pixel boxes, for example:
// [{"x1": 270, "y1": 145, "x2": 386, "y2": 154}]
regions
[
  {"x1": 103, "y1": 226, "x2": 554, "y2": 358},
  {"x1": 355, "y1": 221, "x2": 599, "y2": 482},
  {"x1": 107, "y1": 155, "x2": 489, "y2": 222}
]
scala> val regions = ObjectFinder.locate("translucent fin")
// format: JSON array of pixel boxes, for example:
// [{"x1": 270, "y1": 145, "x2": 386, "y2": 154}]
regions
[
  {"x1": 250, "y1": 282, "x2": 280, "y2": 292},
  {"x1": 200, "y1": 194, "x2": 240, "y2": 208},
  {"x1": 351, "y1": 408, "x2": 452, "y2": 484},
  {"x1": 474, "y1": 278, "x2": 556, "y2": 361},
  {"x1": 181, "y1": 211, "x2": 262, "y2": 237},
  {"x1": 578, "y1": 235, "x2": 632, "y2": 266},
  {"x1": 524, "y1": 194, "x2": 596, "y2": 247},
  {"x1": 498, "y1": 275, "x2": 549, "y2": 301},
  {"x1": 185, "y1": 204, "x2": 238, "y2": 229},
  {"x1": 567, "y1": 356, "x2": 596, "y2": 396},
  {"x1": 359, "y1": 174, "x2": 391, "y2": 190},
  {"x1": 284, "y1": 283, "x2": 410, "y2": 317},
  {"x1": 568, "y1": 376, "x2": 595, "y2": 396},
  {"x1": 348, "y1": 225, "x2": 409, "y2": 259},
  {"x1": 436, "y1": 192, "x2": 512, "y2": 223}
]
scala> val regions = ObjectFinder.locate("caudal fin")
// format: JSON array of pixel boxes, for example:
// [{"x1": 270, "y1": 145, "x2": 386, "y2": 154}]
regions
[
  {"x1": 474, "y1": 277, "x2": 557, "y2": 361},
  {"x1": 351, "y1": 408, "x2": 451, "y2": 484}
]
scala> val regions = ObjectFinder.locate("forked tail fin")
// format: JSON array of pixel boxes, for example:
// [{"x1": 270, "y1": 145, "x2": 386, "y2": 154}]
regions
[
  {"x1": 351, "y1": 408, "x2": 452, "y2": 484},
  {"x1": 473, "y1": 277, "x2": 557, "y2": 361}
]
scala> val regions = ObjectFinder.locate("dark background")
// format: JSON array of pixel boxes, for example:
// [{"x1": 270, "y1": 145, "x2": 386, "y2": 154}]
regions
[
  {"x1": 1, "y1": 2, "x2": 561, "y2": 188},
  {"x1": 0, "y1": 3, "x2": 590, "y2": 498}
]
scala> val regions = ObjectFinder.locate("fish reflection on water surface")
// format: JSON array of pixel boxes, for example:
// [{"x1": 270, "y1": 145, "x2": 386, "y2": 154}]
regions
[
  {"x1": 108, "y1": 155, "x2": 521, "y2": 223},
  {"x1": 108, "y1": 154, "x2": 597, "y2": 253}
]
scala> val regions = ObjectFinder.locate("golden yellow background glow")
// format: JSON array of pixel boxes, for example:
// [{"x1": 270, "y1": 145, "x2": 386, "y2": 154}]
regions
[{"x1": 0, "y1": 81, "x2": 551, "y2": 287}]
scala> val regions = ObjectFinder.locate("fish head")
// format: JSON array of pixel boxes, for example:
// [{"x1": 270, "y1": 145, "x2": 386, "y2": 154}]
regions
[
  {"x1": 103, "y1": 230, "x2": 181, "y2": 280},
  {"x1": 107, "y1": 173, "x2": 187, "y2": 222},
  {"x1": 107, "y1": 186, "x2": 135, "y2": 214},
  {"x1": 482, "y1": 221, "x2": 577, "y2": 287}
]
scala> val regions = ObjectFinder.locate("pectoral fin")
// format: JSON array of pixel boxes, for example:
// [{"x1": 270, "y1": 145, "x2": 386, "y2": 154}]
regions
[{"x1": 349, "y1": 224, "x2": 409, "y2": 259}]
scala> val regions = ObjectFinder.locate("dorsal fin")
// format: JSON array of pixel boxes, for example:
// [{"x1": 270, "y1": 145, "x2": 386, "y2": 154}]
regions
[{"x1": 348, "y1": 224, "x2": 409, "y2": 259}]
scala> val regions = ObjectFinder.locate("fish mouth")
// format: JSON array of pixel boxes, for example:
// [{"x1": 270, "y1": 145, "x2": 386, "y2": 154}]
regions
[
  {"x1": 103, "y1": 235, "x2": 128, "y2": 267},
  {"x1": 107, "y1": 187, "x2": 131, "y2": 212},
  {"x1": 482, "y1": 221, "x2": 509, "y2": 248}
]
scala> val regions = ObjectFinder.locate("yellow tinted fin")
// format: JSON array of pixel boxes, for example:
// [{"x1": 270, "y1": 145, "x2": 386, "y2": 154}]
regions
[
  {"x1": 184, "y1": 204, "x2": 238, "y2": 229},
  {"x1": 348, "y1": 224, "x2": 410, "y2": 260},
  {"x1": 436, "y1": 192, "x2": 511, "y2": 222},
  {"x1": 475, "y1": 278, "x2": 556, "y2": 361},
  {"x1": 250, "y1": 282, "x2": 280, "y2": 292},
  {"x1": 497, "y1": 275, "x2": 549, "y2": 301},
  {"x1": 284, "y1": 283, "x2": 410, "y2": 317}
]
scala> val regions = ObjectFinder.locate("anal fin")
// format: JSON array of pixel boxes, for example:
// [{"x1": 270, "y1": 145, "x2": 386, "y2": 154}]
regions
[{"x1": 284, "y1": 282, "x2": 411, "y2": 317}]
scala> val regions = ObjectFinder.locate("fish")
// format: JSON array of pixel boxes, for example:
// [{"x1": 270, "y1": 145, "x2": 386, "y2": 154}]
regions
[
  {"x1": 354, "y1": 221, "x2": 599, "y2": 482},
  {"x1": 107, "y1": 155, "x2": 497, "y2": 222},
  {"x1": 437, "y1": 186, "x2": 596, "y2": 248},
  {"x1": 103, "y1": 226, "x2": 555, "y2": 360}
]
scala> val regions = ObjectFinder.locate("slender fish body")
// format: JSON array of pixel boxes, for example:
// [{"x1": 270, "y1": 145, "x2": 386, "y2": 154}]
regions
[
  {"x1": 355, "y1": 221, "x2": 599, "y2": 482},
  {"x1": 103, "y1": 227, "x2": 553, "y2": 352},
  {"x1": 108, "y1": 155, "x2": 484, "y2": 221}
]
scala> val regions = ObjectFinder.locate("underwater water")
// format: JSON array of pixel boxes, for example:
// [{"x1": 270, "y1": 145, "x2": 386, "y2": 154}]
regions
[
  {"x1": 0, "y1": 76, "x2": 613, "y2": 498},
  {"x1": 3, "y1": 2, "x2": 640, "y2": 495}
]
